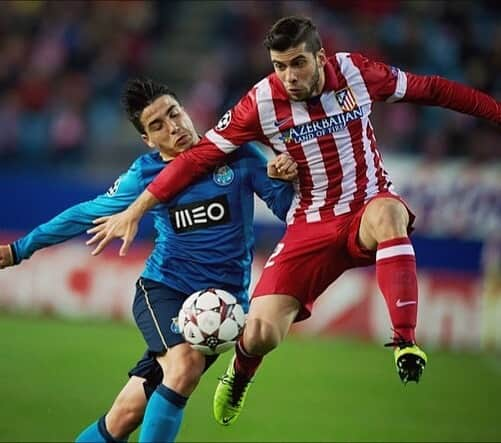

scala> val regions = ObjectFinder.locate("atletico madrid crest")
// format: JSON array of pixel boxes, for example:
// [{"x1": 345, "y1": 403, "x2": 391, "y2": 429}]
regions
[{"x1": 335, "y1": 87, "x2": 358, "y2": 112}]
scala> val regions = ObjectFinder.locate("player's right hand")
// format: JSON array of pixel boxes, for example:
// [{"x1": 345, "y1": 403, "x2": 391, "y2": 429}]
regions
[
  {"x1": 268, "y1": 153, "x2": 298, "y2": 181},
  {"x1": 86, "y1": 208, "x2": 140, "y2": 257},
  {"x1": 0, "y1": 245, "x2": 14, "y2": 269}
]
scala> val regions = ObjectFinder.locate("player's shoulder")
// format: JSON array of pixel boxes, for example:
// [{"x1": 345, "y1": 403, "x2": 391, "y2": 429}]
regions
[
  {"x1": 329, "y1": 51, "x2": 365, "y2": 65},
  {"x1": 132, "y1": 151, "x2": 163, "y2": 166},
  {"x1": 129, "y1": 151, "x2": 164, "y2": 172},
  {"x1": 332, "y1": 51, "x2": 386, "y2": 70}
]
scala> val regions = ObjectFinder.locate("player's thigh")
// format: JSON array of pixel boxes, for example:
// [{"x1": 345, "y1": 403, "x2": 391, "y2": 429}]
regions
[
  {"x1": 359, "y1": 196, "x2": 410, "y2": 250},
  {"x1": 133, "y1": 278, "x2": 187, "y2": 354},
  {"x1": 254, "y1": 225, "x2": 345, "y2": 322}
]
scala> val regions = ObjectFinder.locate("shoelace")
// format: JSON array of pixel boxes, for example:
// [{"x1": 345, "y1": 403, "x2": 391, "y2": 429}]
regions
[
  {"x1": 230, "y1": 372, "x2": 251, "y2": 406},
  {"x1": 218, "y1": 372, "x2": 251, "y2": 406},
  {"x1": 383, "y1": 330, "x2": 414, "y2": 349}
]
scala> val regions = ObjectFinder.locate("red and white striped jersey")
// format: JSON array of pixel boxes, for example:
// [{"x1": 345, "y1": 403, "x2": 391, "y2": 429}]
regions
[{"x1": 148, "y1": 52, "x2": 501, "y2": 225}]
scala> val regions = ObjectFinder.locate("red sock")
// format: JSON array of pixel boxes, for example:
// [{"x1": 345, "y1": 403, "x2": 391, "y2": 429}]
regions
[
  {"x1": 376, "y1": 237, "x2": 417, "y2": 343},
  {"x1": 234, "y1": 337, "x2": 263, "y2": 379}
]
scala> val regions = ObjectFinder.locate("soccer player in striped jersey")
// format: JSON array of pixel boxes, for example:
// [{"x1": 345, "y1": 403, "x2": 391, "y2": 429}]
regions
[
  {"x1": 87, "y1": 16, "x2": 501, "y2": 426},
  {"x1": 0, "y1": 78, "x2": 297, "y2": 442}
]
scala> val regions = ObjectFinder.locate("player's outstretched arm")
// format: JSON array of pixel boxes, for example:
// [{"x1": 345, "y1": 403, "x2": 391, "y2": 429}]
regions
[
  {"x1": 87, "y1": 188, "x2": 159, "y2": 256},
  {"x1": 0, "y1": 245, "x2": 14, "y2": 269},
  {"x1": 350, "y1": 53, "x2": 501, "y2": 123}
]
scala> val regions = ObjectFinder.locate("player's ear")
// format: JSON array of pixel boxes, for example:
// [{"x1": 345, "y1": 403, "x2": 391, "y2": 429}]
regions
[
  {"x1": 142, "y1": 133, "x2": 155, "y2": 149},
  {"x1": 316, "y1": 48, "x2": 327, "y2": 68}
]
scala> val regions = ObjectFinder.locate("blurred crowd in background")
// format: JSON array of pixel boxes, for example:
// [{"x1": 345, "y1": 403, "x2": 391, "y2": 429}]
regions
[{"x1": 0, "y1": 0, "x2": 500, "y2": 177}]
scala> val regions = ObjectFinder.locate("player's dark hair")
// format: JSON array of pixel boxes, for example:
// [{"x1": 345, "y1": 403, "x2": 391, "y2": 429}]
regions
[
  {"x1": 264, "y1": 16, "x2": 322, "y2": 54},
  {"x1": 122, "y1": 78, "x2": 179, "y2": 134}
]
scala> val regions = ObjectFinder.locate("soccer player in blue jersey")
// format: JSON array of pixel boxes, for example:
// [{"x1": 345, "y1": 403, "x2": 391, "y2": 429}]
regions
[{"x1": 0, "y1": 78, "x2": 297, "y2": 443}]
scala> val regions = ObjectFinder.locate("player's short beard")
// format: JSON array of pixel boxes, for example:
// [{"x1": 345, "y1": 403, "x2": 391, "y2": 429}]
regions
[
  {"x1": 290, "y1": 59, "x2": 321, "y2": 102},
  {"x1": 306, "y1": 60, "x2": 321, "y2": 99}
]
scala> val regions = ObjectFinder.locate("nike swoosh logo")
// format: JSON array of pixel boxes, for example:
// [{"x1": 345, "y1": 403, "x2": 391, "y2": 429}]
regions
[
  {"x1": 274, "y1": 117, "x2": 292, "y2": 127},
  {"x1": 396, "y1": 299, "x2": 417, "y2": 308},
  {"x1": 222, "y1": 416, "x2": 234, "y2": 425}
]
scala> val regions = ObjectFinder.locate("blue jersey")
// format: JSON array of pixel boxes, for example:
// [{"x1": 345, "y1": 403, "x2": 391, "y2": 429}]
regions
[{"x1": 12, "y1": 143, "x2": 294, "y2": 309}]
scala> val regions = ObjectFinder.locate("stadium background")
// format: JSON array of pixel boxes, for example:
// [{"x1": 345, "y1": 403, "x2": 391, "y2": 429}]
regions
[{"x1": 0, "y1": 1, "x2": 500, "y2": 442}]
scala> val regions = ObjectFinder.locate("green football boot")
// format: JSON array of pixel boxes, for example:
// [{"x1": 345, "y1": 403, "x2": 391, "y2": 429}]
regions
[
  {"x1": 213, "y1": 355, "x2": 253, "y2": 426},
  {"x1": 386, "y1": 339, "x2": 428, "y2": 384}
]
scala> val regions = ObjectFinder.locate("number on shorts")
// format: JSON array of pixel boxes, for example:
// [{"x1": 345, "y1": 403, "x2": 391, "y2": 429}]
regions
[{"x1": 264, "y1": 242, "x2": 285, "y2": 269}]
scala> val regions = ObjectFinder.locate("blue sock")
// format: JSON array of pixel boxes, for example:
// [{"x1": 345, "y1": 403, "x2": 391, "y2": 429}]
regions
[
  {"x1": 75, "y1": 416, "x2": 127, "y2": 443},
  {"x1": 139, "y1": 384, "x2": 187, "y2": 443}
]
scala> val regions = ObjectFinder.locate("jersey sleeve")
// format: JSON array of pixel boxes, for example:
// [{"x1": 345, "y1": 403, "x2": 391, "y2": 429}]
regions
[
  {"x1": 400, "y1": 73, "x2": 501, "y2": 123},
  {"x1": 148, "y1": 88, "x2": 265, "y2": 202},
  {"x1": 11, "y1": 162, "x2": 144, "y2": 264},
  {"x1": 350, "y1": 53, "x2": 501, "y2": 123},
  {"x1": 244, "y1": 144, "x2": 295, "y2": 221}
]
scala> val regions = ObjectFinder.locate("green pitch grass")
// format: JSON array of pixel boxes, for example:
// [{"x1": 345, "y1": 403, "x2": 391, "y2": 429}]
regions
[{"x1": 1, "y1": 313, "x2": 500, "y2": 442}]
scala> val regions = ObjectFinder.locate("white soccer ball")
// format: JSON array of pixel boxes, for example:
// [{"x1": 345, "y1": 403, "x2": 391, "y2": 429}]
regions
[{"x1": 178, "y1": 288, "x2": 246, "y2": 355}]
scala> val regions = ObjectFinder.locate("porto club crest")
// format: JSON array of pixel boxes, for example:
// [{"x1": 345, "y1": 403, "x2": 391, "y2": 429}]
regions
[{"x1": 213, "y1": 165, "x2": 234, "y2": 186}]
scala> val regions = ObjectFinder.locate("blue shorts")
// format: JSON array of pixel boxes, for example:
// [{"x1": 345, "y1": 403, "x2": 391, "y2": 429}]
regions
[
  {"x1": 128, "y1": 277, "x2": 219, "y2": 397},
  {"x1": 132, "y1": 277, "x2": 187, "y2": 353}
]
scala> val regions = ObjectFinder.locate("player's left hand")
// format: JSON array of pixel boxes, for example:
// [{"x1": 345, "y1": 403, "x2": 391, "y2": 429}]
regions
[
  {"x1": 86, "y1": 208, "x2": 140, "y2": 256},
  {"x1": 268, "y1": 153, "x2": 298, "y2": 181},
  {"x1": 0, "y1": 245, "x2": 14, "y2": 269}
]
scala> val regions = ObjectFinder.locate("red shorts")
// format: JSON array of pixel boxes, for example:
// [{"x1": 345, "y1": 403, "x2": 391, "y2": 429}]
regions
[{"x1": 252, "y1": 193, "x2": 415, "y2": 322}]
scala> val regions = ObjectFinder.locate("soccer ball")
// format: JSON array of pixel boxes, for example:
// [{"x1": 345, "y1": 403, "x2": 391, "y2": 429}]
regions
[{"x1": 178, "y1": 288, "x2": 246, "y2": 355}]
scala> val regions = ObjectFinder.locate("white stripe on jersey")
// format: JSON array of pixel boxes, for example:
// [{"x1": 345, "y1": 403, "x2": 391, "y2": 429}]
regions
[
  {"x1": 336, "y1": 53, "x2": 371, "y2": 105},
  {"x1": 363, "y1": 120, "x2": 381, "y2": 202},
  {"x1": 386, "y1": 69, "x2": 408, "y2": 103},
  {"x1": 319, "y1": 90, "x2": 355, "y2": 216},
  {"x1": 254, "y1": 78, "x2": 300, "y2": 223},
  {"x1": 362, "y1": 122, "x2": 380, "y2": 201},
  {"x1": 205, "y1": 129, "x2": 239, "y2": 153},
  {"x1": 334, "y1": 53, "x2": 375, "y2": 213},
  {"x1": 370, "y1": 126, "x2": 397, "y2": 195},
  {"x1": 285, "y1": 182, "x2": 301, "y2": 225},
  {"x1": 256, "y1": 79, "x2": 288, "y2": 153},
  {"x1": 290, "y1": 101, "x2": 327, "y2": 222}
]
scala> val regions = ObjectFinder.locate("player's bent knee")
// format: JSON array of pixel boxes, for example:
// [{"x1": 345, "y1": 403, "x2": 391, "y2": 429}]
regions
[
  {"x1": 243, "y1": 318, "x2": 282, "y2": 356},
  {"x1": 366, "y1": 199, "x2": 408, "y2": 240}
]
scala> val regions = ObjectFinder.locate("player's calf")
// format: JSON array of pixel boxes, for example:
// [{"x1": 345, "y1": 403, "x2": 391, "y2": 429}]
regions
[{"x1": 242, "y1": 318, "x2": 283, "y2": 356}]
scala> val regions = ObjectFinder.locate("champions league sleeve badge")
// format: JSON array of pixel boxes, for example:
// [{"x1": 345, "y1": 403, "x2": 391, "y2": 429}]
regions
[
  {"x1": 213, "y1": 165, "x2": 234, "y2": 186},
  {"x1": 215, "y1": 110, "x2": 232, "y2": 131}
]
